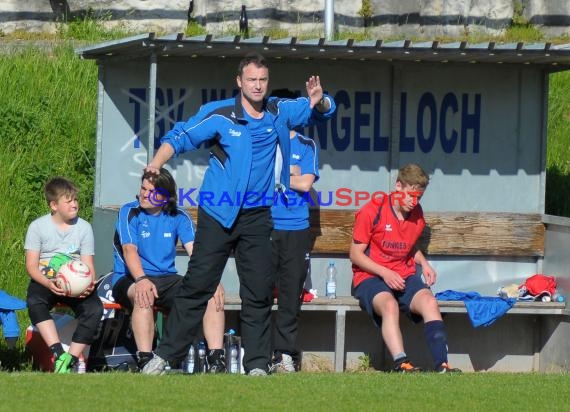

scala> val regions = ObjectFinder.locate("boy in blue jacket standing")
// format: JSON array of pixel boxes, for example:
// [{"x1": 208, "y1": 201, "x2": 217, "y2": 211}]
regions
[
  {"x1": 268, "y1": 89, "x2": 320, "y2": 373},
  {"x1": 143, "y1": 53, "x2": 335, "y2": 375}
]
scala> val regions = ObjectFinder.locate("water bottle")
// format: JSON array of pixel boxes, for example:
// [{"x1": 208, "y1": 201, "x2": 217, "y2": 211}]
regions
[
  {"x1": 229, "y1": 334, "x2": 240, "y2": 374},
  {"x1": 239, "y1": 5, "x2": 249, "y2": 38},
  {"x1": 184, "y1": 344, "x2": 195, "y2": 374},
  {"x1": 326, "y1": 261, "x2": 337, "y2": 299},
  {"x1": 229, "y1": 345, "x2": 238, "y2": 373},
  {"x1": 197, "y1": 340, "x2": 207, "y2": 373},
  {"x1": 553, "y1": 290, "x2": 566, "y2": 303},
  {"x1": 74, "y1": 355, "x2": 86, "y2": 374},
  {"x1": 225, "y1": 329, "x2": 241, "y2": 374}
]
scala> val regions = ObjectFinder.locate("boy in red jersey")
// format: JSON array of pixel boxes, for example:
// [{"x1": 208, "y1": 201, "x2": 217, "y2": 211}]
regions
[{"x1": 350, "y1": 163, "x2": 460, "y2": 373}]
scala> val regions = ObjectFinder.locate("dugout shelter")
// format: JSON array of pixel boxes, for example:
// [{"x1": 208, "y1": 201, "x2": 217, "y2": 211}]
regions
[{"x1": 77, "y1": 34, "x2": 570, "y2": 372}]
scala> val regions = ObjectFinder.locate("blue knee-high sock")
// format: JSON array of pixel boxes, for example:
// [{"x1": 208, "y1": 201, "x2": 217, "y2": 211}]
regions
[{"x1": 424, "y1": 320, "x2": 448, "y2": 369}]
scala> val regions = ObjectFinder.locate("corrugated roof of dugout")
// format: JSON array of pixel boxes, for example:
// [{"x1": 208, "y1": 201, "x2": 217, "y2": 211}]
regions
[{"x1": 76, "y1": 33, "x2": 570, "y2": 71}]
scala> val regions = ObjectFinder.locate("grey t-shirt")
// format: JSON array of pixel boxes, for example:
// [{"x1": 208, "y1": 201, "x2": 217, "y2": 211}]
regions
[{"x1": 24, "y1": 213, "x2": 95, "y2": 270}]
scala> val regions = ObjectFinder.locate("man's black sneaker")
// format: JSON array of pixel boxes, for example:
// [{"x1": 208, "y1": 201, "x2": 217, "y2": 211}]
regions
[
  {"x1": 137, "y1": 351, "x2": 154, "y2": 371},
  {"x1": 207, "y1": 353, "x2": 227, "y2": 373}
]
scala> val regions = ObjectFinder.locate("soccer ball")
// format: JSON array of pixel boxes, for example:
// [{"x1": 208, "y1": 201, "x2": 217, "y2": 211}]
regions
[{"x1": 56, "y1": 261, "x2": 94, "y2": 297}]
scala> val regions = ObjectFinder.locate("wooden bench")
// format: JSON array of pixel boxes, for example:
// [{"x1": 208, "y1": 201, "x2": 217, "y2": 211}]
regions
[
  {"x1": 106, "y1": 206, "x2": 566, "y2": 371},
  {"x1": 212, "y1": 209, "x2": 565, "y2": 372},
  {"x1": 225, "y1": 296, "x2": 566, "y2": 372}
]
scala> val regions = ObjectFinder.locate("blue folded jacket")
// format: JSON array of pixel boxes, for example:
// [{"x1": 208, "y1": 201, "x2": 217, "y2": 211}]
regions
[{"x1": 435, "y1": 290, "x2": 516, "y2": 328}]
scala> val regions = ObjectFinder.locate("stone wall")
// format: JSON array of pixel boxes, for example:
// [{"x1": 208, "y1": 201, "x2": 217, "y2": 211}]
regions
[
  {"x1": 523, "y1": 0, "x2": 570, "y2": 36},
  {"x1": 1, "y1": 0, "x2": 568, "y2": 37}
]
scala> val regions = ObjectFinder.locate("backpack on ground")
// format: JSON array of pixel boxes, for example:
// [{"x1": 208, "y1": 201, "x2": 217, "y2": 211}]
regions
[{"x1": 87, "y1": 272, "x2": 138, "y2": 372}]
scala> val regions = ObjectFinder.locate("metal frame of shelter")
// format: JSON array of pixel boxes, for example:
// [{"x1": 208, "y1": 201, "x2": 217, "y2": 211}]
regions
[{"x1": 77, "y1": 34, "x2": 570, "y2": 372}]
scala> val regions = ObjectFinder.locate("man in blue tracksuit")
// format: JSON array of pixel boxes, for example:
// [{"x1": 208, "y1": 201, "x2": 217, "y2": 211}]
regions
[{"x1": 143, "y1": 53, "x2": 336, "y2": 375}]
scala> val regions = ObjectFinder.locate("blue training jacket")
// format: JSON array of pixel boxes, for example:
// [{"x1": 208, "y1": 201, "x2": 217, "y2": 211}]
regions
[{"x1": 161, "y1": 93, "x2": 336, "y2": 228}]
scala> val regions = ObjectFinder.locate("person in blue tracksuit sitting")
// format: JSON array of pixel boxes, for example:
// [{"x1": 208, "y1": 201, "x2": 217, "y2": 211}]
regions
[{"x1": 111, "y1": 168, "x2": 225, "y2": 372}]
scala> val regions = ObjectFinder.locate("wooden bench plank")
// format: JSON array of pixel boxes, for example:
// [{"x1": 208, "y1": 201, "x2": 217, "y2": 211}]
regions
[
  {"x1": 308, "y1": 209, "x2": 545, "y2": 257},
  {"x1": 419, "y1": 212, "x2": 545, "y2": 257},
  {"x1": 101, "y1": 206, "x2": 545, "y2": 257}
]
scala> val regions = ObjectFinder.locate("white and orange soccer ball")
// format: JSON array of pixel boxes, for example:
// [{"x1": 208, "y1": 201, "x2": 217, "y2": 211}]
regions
[{"x1": 56, "y1": 261, "x2": 94, "y2": 297}]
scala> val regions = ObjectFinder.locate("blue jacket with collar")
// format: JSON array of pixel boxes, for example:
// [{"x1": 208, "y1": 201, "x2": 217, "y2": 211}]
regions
[{"x1": 161, "y1": 93, "x2": 336, "y2": 228}]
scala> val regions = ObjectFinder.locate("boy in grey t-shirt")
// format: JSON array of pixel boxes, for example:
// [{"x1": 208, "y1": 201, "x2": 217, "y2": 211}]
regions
[{"x1": 25, "y1": 177, "x2": 103, "y2": 373}]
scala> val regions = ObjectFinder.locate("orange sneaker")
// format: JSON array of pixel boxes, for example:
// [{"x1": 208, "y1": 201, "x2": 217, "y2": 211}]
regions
[
  {"x1": 437, "y1": 362, "x2": 461, "y2": 373},
  {"x1": 393, "y1": 360, "x2": 422, "y2": 373}
]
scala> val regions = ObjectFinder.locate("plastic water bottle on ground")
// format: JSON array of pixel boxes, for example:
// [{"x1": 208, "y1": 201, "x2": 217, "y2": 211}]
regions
[
  {"x1": 224, "y1": 329, "x2": 243, "y2": 374},
  {"x1": 183, "y1": 344, "x2": 195, "y2": 374},
  {"x1": 326, "y1": 261, "x2": 337, "y2": 299},
  {"x1": 74, "y1": 355, "x2": 86, "y2": 374},
  {"x1": 225, "y1": 329, "x2": 241, "y2": 374},
  {"x1": 230, "y1": 343, "x2": 239, "y2": 374},
  {"x1": 197, "y1": 340, "x2": 207, "y2": 373}
]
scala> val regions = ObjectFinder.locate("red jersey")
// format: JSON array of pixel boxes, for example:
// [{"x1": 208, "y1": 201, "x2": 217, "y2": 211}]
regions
[{"x1": 351, "y1": 196, "x2": 425, "y2": 288}]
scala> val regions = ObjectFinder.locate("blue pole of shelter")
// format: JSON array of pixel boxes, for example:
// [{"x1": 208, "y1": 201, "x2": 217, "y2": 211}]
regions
[{"x1": 147, "y1": 51, "x2": 157, "y2": 165}]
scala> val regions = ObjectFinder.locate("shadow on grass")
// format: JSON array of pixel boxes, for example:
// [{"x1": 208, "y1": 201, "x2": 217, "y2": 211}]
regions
[{"x1": 0, "y1": 345, "x2": 31, "y2": 372}]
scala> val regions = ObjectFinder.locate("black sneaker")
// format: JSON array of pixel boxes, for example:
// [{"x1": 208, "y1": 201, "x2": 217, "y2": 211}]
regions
[
  {"x1": 393, "y1": 360, "x2": 422, "y2": 373},
  {"x1": 207, "y1": 352, "x2": 227, "y2": 373},
  {"x1": 270, "y1": 353, "x2": 296, "y2": 373},
  {"x1": 137, "y1": 351, "x2": 154, "y2": 371}
]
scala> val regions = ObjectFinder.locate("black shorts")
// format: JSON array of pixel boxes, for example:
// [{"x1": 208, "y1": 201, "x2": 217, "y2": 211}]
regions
[
  {"x1": 353, "y1": 273, "x2": 428, "y2": 326},
  {"x1": 26, "y1": 280, "x2": 103, "y2": 344},
  {"x1": 112, "y1": 274, "x2": 182, "y2": 312}
]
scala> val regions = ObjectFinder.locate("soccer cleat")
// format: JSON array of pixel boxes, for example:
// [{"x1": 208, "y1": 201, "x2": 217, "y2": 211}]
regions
[
  {"x1": 137, "y1": 351, "x2": 154, "y2": 371},
  {"x1": 437, "y1": 362, "x2": 462, "y2": 373},
  {"x1": 393, "y1": 360, "x2": 422, "y2": 373},
  {"x1": 141, "y1": 353, "x2": 167, "y2": 375},
  {"x1": 54, "y1": 352, "x2": 74, "y2": 374},
  {"x1": 270, "y1": 353, "x2": 296, "y2": 373},
  {"x1": 247, "y1": 368, "x2": 268, "y2": 376},
  {"x1": 207, "y1": 354, "x2": 227, "y2": 374}
]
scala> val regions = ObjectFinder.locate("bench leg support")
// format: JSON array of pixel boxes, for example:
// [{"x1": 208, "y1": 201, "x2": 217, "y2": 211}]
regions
[{"x1": 334, "y1": 309, "x2": 347, "y2": 372}]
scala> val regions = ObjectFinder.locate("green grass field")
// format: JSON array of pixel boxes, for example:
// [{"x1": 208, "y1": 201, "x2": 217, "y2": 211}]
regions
[{"x1": 0, "y1": 372, "x2": 569, "y2": 411}]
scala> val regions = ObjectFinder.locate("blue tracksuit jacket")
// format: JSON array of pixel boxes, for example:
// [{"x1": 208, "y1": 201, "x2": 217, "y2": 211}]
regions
[{"x1": 161, "y1": 93, "x2": 336, "y2": 228}]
